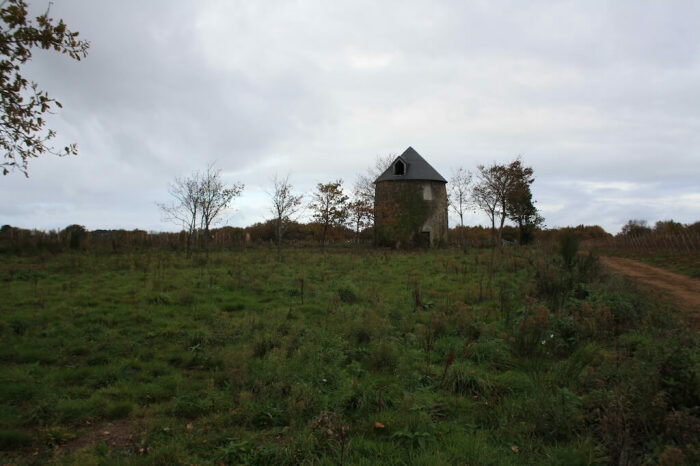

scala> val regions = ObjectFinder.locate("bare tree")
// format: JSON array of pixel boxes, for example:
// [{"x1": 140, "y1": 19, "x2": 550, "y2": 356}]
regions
[
  {"x1": 309, "y1": 179, "x2": 349, "y2": 250},
  {"x1": 448, "y1": 167, "x2": 473, "y2": 249},
  {"x1": 159, "y1": 164, "x2": 243, "y2": 256},
  {"x1": 158, "y1": 172, "x2": 202, "y2": 257},
  {"x1": 198, "y1": 164, "x2": 244, "y2": 250},
  {"x1": 354, "y1": 155, "x2": 393, "y2": 246},
  {"x1": 353, "y1": 154, "x2": 394, "y2": 209},
  {"x1": 269, "y1": 173, "x2": 303, "y2": 258}
]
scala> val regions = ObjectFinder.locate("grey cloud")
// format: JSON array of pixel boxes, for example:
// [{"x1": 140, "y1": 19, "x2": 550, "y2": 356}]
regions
[{"x1": 1, "y1": 0, "x2": 698, "y2": 234}]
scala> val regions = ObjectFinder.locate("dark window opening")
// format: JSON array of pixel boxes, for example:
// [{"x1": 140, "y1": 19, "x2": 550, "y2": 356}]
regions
[{"x1": 394, "y1": 160, "x2": 405, "y2": 175}]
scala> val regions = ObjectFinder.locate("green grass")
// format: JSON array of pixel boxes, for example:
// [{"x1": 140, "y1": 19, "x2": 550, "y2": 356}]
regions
[{"x1": 0, "y1": 247, "x2": 697, "y2": 464}]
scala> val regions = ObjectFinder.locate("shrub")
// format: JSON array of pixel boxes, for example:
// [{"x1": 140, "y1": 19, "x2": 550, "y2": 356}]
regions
[
  {"x1": 514, "y1": 304, "x2": 550, "y2": 356},
  {"x1": 660, "y1": 347, "x2": 699, "y2": 410},
  {"x1": 549, "y1": 314, "x2": 577, "y2": 356},
  {"x1": 577, "y1": 251, "x2": 601, "y2": 283},
  {"x1": 534, "y1": 257, "x2": 569, "y2": 309},
  {"x1": 337, "y1": 284, "x2": 359, "y2": 304},
  {"x1": 345, "y1": 309, "x2": 386, "y2": 344}
]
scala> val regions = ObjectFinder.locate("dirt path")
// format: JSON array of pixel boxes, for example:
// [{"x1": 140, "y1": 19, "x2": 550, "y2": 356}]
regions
[{"x1": 600, "y1": 256, "x2": 700, "y2": 313}]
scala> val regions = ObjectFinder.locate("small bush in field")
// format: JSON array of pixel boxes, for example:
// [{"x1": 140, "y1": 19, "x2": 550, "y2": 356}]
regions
[
  {"x1": 337, "y1": 284, "x2": 359, "y2": 303},
  {"x1": 514, "y1": 304, "x2": 550, "y2": 356},
  {"x1": 549, "y1": 314, "x2": 577, "y2": 355},
  {"x1": 660, "y1": 348, "x2": 699, "y2": 410},
  {"x1": 534, "y1": 257, "x2": 569, "y2": 309},
  {"x1": 577, "y1": 251, "x2": 601, "y2": 283}
]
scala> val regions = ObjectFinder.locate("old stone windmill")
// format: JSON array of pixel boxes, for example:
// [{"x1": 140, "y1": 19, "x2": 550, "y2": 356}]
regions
[{"x1": 374, "y1": 147, "x2": 448, "y2": 247}]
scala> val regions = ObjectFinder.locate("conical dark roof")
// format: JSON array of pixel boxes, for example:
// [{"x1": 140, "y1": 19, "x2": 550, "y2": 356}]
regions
[{"x1": 375, "y1": 147, "x2": 447, "y2": 183}]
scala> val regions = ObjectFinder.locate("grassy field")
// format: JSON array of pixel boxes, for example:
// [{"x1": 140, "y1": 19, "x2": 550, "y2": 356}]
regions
[{"x1": 0, "y1": 246, "x2": 697, "y2": 465}]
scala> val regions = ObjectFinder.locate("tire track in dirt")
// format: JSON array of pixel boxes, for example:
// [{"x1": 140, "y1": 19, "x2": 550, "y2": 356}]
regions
[{"x1": 600, "y1": 256, "x2": 700, "y2": 316}]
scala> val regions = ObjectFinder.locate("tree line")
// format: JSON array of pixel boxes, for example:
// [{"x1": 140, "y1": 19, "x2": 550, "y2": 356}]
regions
[
  {"x1": 153, "y1": 153, "x2": 547, "y2": 255},
  {"x1": 0, "y1": 222, "x2": 558, "y2": 255}
]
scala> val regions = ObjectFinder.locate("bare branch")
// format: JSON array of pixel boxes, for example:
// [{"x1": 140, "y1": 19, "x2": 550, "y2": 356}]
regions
[
  {"x1": 158, "y1": 164, "x2": 243, "y2": 255},
  {"x1": 268, "y1": 173, "x2": 303, "y2": 254}
]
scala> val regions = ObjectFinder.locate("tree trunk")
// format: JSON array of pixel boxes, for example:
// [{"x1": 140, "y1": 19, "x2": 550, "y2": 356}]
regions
[
  {"x1": 489, "y1": 209, "x2": 497, "y2": 248},
  {"x1": 276, "y1": 218, "x2": 282, "y2": 261},
  {"x1": 204, "y1": 227, "x2": 210, "y2": 260},
  {"x1": 497, "y1": 199, "x2": 506, "y2": 249},
  {"x1": 321, "y1": 222, "x2": 328, "y2": 252}
]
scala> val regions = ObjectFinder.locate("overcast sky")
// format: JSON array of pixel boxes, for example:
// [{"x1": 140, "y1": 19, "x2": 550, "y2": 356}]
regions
[{"x1": 2, "y1": 0, "x2": 698, "y2": 234}]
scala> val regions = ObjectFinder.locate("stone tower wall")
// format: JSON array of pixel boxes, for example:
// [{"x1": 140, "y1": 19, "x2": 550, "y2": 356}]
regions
[{"x1": 374, "y1": 180, "x2": 448, "y2": 247}]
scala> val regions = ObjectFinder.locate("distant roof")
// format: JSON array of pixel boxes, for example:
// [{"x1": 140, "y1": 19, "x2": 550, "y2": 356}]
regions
[{"x1": 375, "y1": 147, "x2": 447, "y2": 183}]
